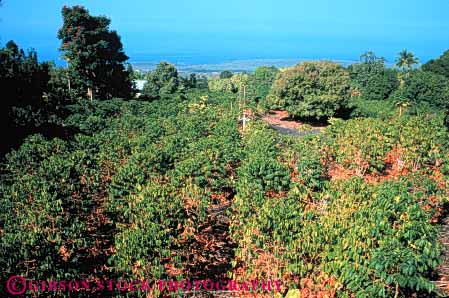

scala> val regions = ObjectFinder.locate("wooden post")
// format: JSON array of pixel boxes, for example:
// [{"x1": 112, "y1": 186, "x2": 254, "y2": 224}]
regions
[
  {"x1": 87, "y1": 87, "x2": 93, "y2": 101},
  {"x1": 243, "y1": 85, "x2": 246, "y2": 130},
  {"x1": 64, "y1": 57, "x2": 71, "y2": 93}
]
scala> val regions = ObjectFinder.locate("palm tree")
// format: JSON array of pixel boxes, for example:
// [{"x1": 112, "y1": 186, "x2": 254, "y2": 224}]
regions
[
  {"x1": 360, "y1": 51, "x2": 377, "y2": 64},
  {"x1": 395, "y1": 49, "x2": 419, "y2": 72}
]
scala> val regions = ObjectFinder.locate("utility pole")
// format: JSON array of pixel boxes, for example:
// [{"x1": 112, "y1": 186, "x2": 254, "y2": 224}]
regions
[{"x1": 239, "y1": 83, "x2": 248, "y2": 131}]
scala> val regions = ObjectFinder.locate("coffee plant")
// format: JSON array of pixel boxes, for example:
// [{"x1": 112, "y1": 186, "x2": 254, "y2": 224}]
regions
[{"x1": 1, "y1": 88, "x2": 449, "y2": 298}]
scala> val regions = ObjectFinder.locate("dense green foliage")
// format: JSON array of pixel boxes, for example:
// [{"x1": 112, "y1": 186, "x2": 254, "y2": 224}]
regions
[
  {"x1": 207, "y1": 67, "x2": 278, "y2": 105},
  {"x1": 349, "y1": 49, "x2": 449, "y2": 120},
  {"x1": 248, "y1": 66, "x2": 279, "y2": 102},
  {"x1": 1, "y1": 77, "x2": 449, "y2": 298},
  {"x1": 348, "y1": 57, "x2": 399, "y2": 101},
  {"x1": 142, "y1": 62, "x2": 181, "y2": 100},
  {"x1": 423, "y1": 50, "x2": 449, "y2": 79},
  {"x1": 58, "y1": 5, "x2": 133, "y2": 100},
  {"x1": 0, "y1": 92, "x2": 241, "y2": 296},
  {"x1": 396, "y1": 49, "x2": 419, "y2": 72},
  {"x1": 402, "y1": 70, "x2": 449, "y2": 108},
  {"x1": 267, "y1": 61, "x2": 352, "y2": 120},
  {"x1": 0, "y1": 41, "x2": 51, "y2": 127},
  {"x1": 0, "y1": 41, "x2": 73, "y2": 155},
  {"x1": 231, "y1": 115, "x2": 449, "y2": 297},
  {"x1": 349, "y1": 98, "x2": 397, "y2": 119},
  {"x1": 208, "y1": 76, "x2": 239, "y2": 93},
  {"x1": 3, "y1": 5, "x2": 449, "y2": 297},
  {"x1": 219, "y1": 70, "x2": 233, "y2": 79}
]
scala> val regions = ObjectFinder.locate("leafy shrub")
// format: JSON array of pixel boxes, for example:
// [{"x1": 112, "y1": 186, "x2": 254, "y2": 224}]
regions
[
  {"x1": 230, "y1": 115, "x2": 448, "y2": 297},
  {"x1": 349, "y1": 97, "x2": 396, "y2": 119},
  {"x1": 110, "y1": 182, "x2": 185, "y2": 280},
  {"x1": 403, "y1": 70, "x2": 449, "y2": 108},
  {"x1": 208, "y1": 77, "x2": 238, "y2": 93},
  {"x1": 324, "y1": 115, "x2": 449, "y2": 174},
  {"x1": 249, "y1": 66, "x2": 279, "y2": 102},
  {"x1": 0, "y1": 134, "x2": 109, "y2": 291},
  {"x1": 237, "y1": 156, "x2": 291, "y2": 193},
  {"x1": 294, "y1": 137, "x2": 327, "y2": 190},
  {"x1": 324, "y1": 118, "x2": 394, "y2": 175},
  {"x1": 321, "y1": 178, "x2": 441, "y2": 297}
]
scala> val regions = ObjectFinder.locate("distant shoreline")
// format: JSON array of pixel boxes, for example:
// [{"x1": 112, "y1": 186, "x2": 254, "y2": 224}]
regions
[{"x1": 130, "y1": 57, "x2": 376, "y2": 75}]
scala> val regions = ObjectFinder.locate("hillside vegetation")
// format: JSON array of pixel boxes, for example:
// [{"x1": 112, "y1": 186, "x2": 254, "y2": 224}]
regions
[
  {"x1": 2, "y1": 4, "x2": 449, "y2": 298},
  {"x1": 1, "y1": 90, "x2": 449, "y2": 297}
]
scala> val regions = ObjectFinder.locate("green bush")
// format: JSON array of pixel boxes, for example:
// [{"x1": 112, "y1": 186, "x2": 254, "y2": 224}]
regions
[
  {"x1": 250, "y1": 66, "x2": 279, "y2": 102},
  {"x1": 321, "y1": 178, "x2": 441, "y2": 297},
  {"x1": 403, "y1": 70, "x2": 449, "y2": 108},
  {"x1": 230, "y1": 115, "x2": 448, "y2": 297},
  {"x1": 237, "y1": 156, "x2": 291, "y2": 193},
  {"x1": 349, "y1": 97, "x2": 396, "y2": 119}
]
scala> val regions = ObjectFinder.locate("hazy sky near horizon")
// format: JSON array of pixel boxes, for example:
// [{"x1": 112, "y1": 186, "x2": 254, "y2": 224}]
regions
[{"x1": 1, "y1": 0, "x2": 449, "y2": 64}]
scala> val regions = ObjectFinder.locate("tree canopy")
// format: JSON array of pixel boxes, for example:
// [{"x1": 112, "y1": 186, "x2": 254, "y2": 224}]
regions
[
  {"x1": 142, "y1": 61, "x2": 180, "y2": 100},
  {"x1": 219, "y1": 70, "x2": 233, "y2": 79},
  {"x1": 422, "y1": 49, "x2": 449, "y2": 79},
  {"x1": 403, "y1": 70, "x2": 449, "y2": 108},
  {"x1": 348, "y1": 52, "x2": 399, "y2": 101},
  {"x1": 395, "y1": 49, "x2": 419, "y2": 71},
  {"x1": 267, "y1": 61, "x2": 352, "y2": 121},
  {"x1": 0, "y1": 40, "x2": 51, "y2": 126},
  {"x1": 58, "y1": 5, "x2": 133, "y2": 100},
  {"x1": 250, "y1": 66, "x2": 279, "y2": 102}
]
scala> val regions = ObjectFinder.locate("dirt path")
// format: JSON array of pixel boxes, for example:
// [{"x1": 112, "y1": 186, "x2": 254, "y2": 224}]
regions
[
  {"x1": 261, "y1": 110, "x2": 325, "y2": 137},
  {"x1": 182, "y1": 195, "x2": 236, "y2": 280},
  {"x1": 176, "y1": 189, "x2": 237, "y2": 298},
  {"x1": 73, "y1": 186, "x2": 116, "y2": 298},
  {"x1": 433, "y1": 214, "x2": 449, "y2": 296}
]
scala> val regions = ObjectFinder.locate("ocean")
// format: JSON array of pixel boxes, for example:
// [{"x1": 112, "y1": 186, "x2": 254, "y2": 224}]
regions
[{"x1": 130, "y1": 57, "x2": 360, "y2": 76}]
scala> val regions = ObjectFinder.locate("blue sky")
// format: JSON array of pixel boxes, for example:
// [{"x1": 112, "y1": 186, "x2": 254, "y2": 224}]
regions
[{"x1": 1, "y1": 0, "x2": 448, "y2": 64}]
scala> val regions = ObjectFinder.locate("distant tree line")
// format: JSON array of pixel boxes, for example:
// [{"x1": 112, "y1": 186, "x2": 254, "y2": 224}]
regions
[{"x1": 140, "y1": 62, "x2": 208, "y2": 100}]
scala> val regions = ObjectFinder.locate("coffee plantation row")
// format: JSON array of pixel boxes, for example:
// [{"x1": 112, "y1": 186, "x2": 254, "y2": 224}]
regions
[{"x1": 1, "y1": 90, "x2": 449, "y2": 297}]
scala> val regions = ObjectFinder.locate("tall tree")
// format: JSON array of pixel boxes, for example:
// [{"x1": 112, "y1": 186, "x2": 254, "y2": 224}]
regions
[
  {"x1": 219, "y1": 70, "x2": 233, "y2": 79},
  {"x1": 0, "y1": 41, "x2": 51, "y2": 126},
  {"x1": 403, "y1": 70, "x2": 449, "y2": 108},
  {"x1": 249, "y1": 66, "x2": 279, "y2": 102},
  {"x1": 58, "y1": 5, "x2": 133, "y2": 100},
  {"x1": 395, "y1": 50, "x2": 419, "y2": 72},
  {"x1": 142, "y1": 61, "x2": 180, "y2": 100},
  {"x1": 422, "y1": 49, "x2": 449, "y2": 79},
  {"x1": 349, "y1": 52, "x2": 399, "y2": 101},
  {"x1": 360, "y1": 51, "x2": 378, "y2": 64},
  {"x1": 267, "y1": 61, "x2": 352, "y2": 121},
  {"x1": 0, "y1": 40, "x2": 53, "y2": 154}
]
